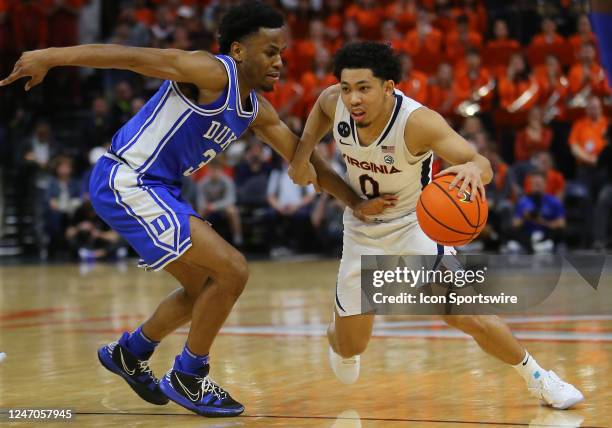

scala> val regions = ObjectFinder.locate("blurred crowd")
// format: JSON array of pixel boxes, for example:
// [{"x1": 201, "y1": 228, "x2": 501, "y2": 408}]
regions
[{"x1": 0, "y1": 0, "x2": 611, "y2": 260}]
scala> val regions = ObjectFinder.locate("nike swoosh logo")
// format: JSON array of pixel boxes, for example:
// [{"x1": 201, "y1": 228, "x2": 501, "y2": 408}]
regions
[
  {"x1": 339, "y1": 139, "x2": 351, "y2": 146},
  {"x1": 174, "y1": 373, "x2": 201, "y2": 402},
  {"x1": 522, "y1": 356, "x2": 529, "y2": 366},
  {"x1": 119, "y1": 348, "x2": 136, "y2": 376}
]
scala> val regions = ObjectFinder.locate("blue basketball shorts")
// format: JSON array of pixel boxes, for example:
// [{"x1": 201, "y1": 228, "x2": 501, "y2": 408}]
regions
[{"x1": 89, "y1": 153, "x2": 197, "y2": 271}]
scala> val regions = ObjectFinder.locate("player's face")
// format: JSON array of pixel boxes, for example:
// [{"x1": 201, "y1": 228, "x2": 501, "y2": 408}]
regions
[
  {"x1": 339, "y1": 69, "x2": 394, "y2": 128},
  {"x1": 240, "y1": 28, "x2": 286, "y2": 92}
]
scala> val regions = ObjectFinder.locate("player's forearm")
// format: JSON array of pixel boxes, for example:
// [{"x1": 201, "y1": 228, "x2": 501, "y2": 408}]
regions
[
  {"x1": 44, "y1": 45, "x2": 179, "y2": 78},
  {"x1": 292, "y1": 102, "x2": 331, "y2": 166},
  {"x1": 311, "y1": 152, "x2": 362, "y2": 210}
]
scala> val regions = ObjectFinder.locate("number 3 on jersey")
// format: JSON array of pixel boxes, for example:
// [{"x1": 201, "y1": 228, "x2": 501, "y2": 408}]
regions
[{"x1": 359, "y1": 174, "x2": 380, "y2": 199}]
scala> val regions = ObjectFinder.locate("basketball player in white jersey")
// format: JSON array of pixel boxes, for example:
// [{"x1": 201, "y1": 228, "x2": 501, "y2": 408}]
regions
[{"x1": 290, "y1": 42, "x2": 583, "y2": 409}]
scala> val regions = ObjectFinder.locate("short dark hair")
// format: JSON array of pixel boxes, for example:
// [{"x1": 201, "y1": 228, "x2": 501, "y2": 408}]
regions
[
  {"x1": 333, "y1": 42, "x2": 402, "y2": 83},
  {"x1": 218, "y1": 1, "x2": 284, "y2": 55}
]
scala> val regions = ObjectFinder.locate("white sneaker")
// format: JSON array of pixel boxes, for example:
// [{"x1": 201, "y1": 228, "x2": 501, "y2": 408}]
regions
[
  {"x1": 328, "y1": 346, "x2": 360, "y2": 384},
  {"x1": 528, "y1": 370, "x2": 584, "y2": 409}
]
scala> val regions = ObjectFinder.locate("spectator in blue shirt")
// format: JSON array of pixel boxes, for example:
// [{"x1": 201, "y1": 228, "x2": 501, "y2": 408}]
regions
[{"x1": 512, "y1": 171, "x2": 566, "y2": 253}]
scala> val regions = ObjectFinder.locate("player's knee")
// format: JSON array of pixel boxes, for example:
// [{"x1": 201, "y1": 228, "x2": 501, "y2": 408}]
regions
[
  {"x1": 442, "y1": 315, "x2": 486, "y2": 335},
  {"x1": 225, "y1": 252, "x2": 249, "y2": 296}
]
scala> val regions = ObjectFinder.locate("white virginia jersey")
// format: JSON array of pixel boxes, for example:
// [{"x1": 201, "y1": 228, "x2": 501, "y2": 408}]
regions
[{"x1": 333, "y1": 89, "x2": 432, "y2": 222}]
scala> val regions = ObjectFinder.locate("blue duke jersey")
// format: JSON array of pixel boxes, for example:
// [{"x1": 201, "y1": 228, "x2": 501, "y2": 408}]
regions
[
  {"x1": 110, "y1": 55, "x2": 258, "y2": 181},
  {"x1": 90, "y1": 54, "x2": 258, "y2": 271}
]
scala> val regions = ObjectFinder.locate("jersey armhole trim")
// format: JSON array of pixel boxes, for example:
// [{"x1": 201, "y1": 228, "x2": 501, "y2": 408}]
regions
[
  {"x1": 226, "y1": 57, "x2": 257, "y2": 118},
  {"x1": 170, "y1": 57, "x2": 231, "y2": 115}
]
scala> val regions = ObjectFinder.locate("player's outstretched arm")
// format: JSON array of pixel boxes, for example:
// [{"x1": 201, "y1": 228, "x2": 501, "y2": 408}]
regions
[
  {"x1": 0, "y1": 45, "x2": 226, "y2": 92},
  {"x1": 288, "y1": 85, "x2": 339, "y2": 187},
  {"x1": 406, "y1": 107, "x2": 493, "y2": 201},
  {"x1": 251, "y1": 96, "x2": 396, "y2": 219}
]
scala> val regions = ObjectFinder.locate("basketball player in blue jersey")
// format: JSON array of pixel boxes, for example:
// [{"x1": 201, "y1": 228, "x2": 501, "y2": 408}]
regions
[
  {"x1": 290, "y1": 42, "x2": 584, "y2": 410},
  {"x1": 0, "y1": 2, "x2": 395, "y2": 418}
]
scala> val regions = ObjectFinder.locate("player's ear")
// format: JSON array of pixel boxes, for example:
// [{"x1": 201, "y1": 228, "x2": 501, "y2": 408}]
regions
[
  {"x1": 384, "y1": 80, "x2": 395, "y2": 96},
  {"x1": 230, "y1": 42, "x2": 245, "y2": 63}
]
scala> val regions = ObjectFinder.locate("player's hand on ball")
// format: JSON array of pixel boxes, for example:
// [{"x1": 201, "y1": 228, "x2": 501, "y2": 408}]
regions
[
  {"x1": 0, "y1": 50, "x2": 50, "y2": 91},
  {"x1": 288, "y1": 160, "x2": 320, "y2": 191},
  {"x1": 435, "y1": 162, "x2": 485, "y2": 202},
  {"x1": 352, "y1": 194, "x2": 398, "y2": 222}
]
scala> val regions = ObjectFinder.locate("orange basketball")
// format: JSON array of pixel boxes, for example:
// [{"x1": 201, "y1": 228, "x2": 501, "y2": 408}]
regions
[{"x1": 416, "y1": 175, "x2": 488, "y2": 246}]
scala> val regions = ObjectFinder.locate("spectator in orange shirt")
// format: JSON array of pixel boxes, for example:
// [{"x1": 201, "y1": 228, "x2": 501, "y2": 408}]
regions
[
  {"x1": 569, "y1": 95, "x2": 609, "y2": 169},
  {"x1": 47, "y1": 0, "x2": 82, "y2": 47},
  {"x1": 344, "y1": 0, "x2": 384, "y2": 41},
  {"x1": 3, "y1": 0, "x2": 49, "y2": 53},
  {"x1": 285, "y1": 0, "x2": 312, "y2": 40},
  {"x1": 569, "y1": 14, "x2": 598, "y2": 62},
  {"x1": 528, "y1": 17, "x2": 571, "y2": 67},
  {"x1": 483, "y1": 19, "x2": 521, "y2": 76},
  {"x1": 514, "y1": 107, "x2": 553, "y2": 162},
  {"x1": 498, "y1": 53, "x2": 540, "y2": 116},
  {"x1": 534, "y1": 55, "x2": 569, "y2": 123},
  {"x1": 428, "y1": 62, "x2": 468, "y2": 118},
  {"x1": 395, "y1": 54, "x2": 428, "y2": 105},
  {"x1": 405, "y1": 8, "x2": 444, "y2": 74},
  {"x1": 568, "y1": 42, "x2": 611, "y2": 108},
  {"x1": 323, "y1": 0, "x2": 344, "y2": 41},
  {"x1": 300, "y1": 48, "x2": 337, "y2": 116},
  {"x1": 455, "y1": 48, "x2": 494, "y2": 115},
  {"x1": 133, "y1": 0, "x2": 155, "y2": 27},
  {"x1": 445, "y1": 14, "x2": 483, "y2": 66},
  {"x1": 432, "y1": 0, "x2": 455, "y2": 34},
  {"x1": 291, "y1": 19, "x2": 335, "y2": 78},
  {"x1": 384, "y1": 0, "x2": 417, "y2": 33},
  {"x1": 523, "y1": 152, "x2": 565, "y2": 200},
  {"x1": 452, "y1": 0, "x2": 488, "y2": 34},
  {"x1": 381, "y1": 19, "x2": 407, "y2": 56}
]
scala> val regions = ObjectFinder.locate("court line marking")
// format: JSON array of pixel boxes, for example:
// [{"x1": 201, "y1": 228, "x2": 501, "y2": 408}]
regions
[
  {"x1": 57, "y1": 326, "x2": 612, "y2": 344},
  {"x1": 9, "y1": 411, "x2": 600, "y2": 427}
]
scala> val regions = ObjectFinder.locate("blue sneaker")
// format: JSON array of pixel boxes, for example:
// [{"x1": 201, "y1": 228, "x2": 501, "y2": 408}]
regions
[
  {"x1": 97, "y1": 332, "x2": 168, "y2": 405},
  {"x1": 159, "y1": 357, "x2": 244, "y2": 417}
]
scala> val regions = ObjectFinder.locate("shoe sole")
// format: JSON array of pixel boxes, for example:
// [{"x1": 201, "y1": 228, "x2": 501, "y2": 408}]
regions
[
  {"x1": 551, "y1": 394, "x2": 585, "y2": 410},
  {"x1": 159, "y1": 376, "x2": 244, "y2": 417},
  {"x1": 97, "y1": 348, "x2": 169, "y2": 406}
]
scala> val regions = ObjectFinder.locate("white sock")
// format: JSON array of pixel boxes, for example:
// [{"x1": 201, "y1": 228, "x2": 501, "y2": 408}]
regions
[{"x1": 513, "y1": 351, "x2": 545, "y2": 384}]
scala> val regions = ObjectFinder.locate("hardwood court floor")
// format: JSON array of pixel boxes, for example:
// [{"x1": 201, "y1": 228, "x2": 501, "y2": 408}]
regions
[{"x1": 0, "y1": 260, "x2": 610, "y2": 427}]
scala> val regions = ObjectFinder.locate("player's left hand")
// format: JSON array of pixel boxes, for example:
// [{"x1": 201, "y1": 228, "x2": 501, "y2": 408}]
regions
[
  {"x1": 352, "y1": 194, "x2": 398, "y2": 222},
  {"x1": 435, "y1": 162, "x2": 485, "y2": 202}
]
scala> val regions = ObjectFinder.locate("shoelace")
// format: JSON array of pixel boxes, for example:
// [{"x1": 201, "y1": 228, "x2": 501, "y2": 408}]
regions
[
  {"x1": 138, "y1": 360, "x2": 155, "y2": 378},
  {"x1": 195, "y1": 376, "x2": 229, "y2": 400},
  {"x1": 342, "y1": 356, "x2": 359, "y2": 365},
  {"x1": 543, "y1": 372, "x2": 565, "y2": 390}
]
